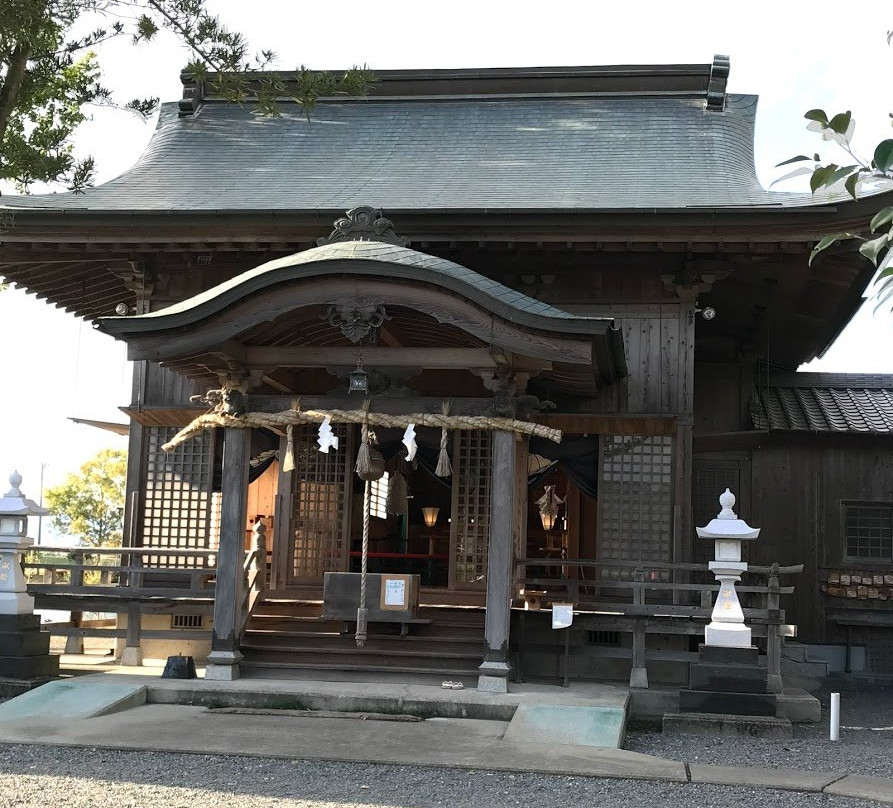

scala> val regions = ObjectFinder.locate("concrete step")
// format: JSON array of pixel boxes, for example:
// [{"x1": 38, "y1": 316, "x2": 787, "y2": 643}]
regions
[
  {"x1": 781, "y1": 641, "x2": 810, "y2": 663},
  {"x1": 243, "y1": 629, "x2": 484, "y2": 651},
  {"x1": 240, "y1": 657, "x2": 481, "y2": 676},
  {"x1": 241, "y1": 636, "x2": 483, "y2": 659},
  {"x1": 781, "y1": 658, "x2": 830, "y2": 679}
]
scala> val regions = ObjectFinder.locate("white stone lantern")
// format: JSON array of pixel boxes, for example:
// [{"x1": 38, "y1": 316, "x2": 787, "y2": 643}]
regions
[
  {"x1": 0, "y1": 471, "x2": 50, "y2": 614},
  {"x1": 697, "y1": 488, "x2": 760, "y2": 648}
]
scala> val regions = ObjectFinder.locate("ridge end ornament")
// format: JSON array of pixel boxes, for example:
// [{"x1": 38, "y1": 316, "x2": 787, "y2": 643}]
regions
[{"x1": 316, "y1": 206, "x2": 410, "y2": 247}]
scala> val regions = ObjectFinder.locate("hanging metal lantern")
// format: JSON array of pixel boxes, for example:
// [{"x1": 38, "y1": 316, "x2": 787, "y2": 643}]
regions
[{"x1": 348, "y1": 358, "x2": 369, "y2": 394}]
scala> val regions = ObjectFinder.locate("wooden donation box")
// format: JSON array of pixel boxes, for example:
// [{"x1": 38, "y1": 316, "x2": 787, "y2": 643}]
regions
[{"x1": 322, "y1": 572, "x2": 422, "y2": 622}]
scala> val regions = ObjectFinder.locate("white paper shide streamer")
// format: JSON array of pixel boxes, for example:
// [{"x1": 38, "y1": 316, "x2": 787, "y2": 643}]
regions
[
  {"x1": 316, "y1": 416, "x2": 339, "y2": 453},
  {"x1": 402, "y1": 423, "x2": 417, "y2": 462}
]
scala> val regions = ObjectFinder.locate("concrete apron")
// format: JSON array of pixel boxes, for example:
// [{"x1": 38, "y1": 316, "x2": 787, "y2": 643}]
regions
[{"x1": 0, "y1": 674, "x2": 890, "y2": 804}]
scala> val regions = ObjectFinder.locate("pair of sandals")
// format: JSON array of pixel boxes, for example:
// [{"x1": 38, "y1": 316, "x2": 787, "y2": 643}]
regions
[{"x1": 441, "y1": 680, "x2": 465, "y2": 689}]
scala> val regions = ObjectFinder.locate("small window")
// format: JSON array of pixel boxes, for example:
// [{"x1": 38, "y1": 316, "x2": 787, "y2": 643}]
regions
[
  {"x1": 370, "y1": 471, "x2": 390, "y2": 520},
  {"x1": 587, "y1": 630, "x2": 620, "y2": 646},
  {"x1": 171, "y1": 614, "x2": 204, "y2": 630},
  {"x1": 844, "y1": 502, "x2": 893, "y2": 562}
]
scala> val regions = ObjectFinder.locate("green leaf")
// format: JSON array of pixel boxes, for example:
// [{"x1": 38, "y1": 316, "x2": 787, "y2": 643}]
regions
[
  {"x1": 874, "y1": 140, "x2": 893, "y2": 173},
  {"x1": 809, "y1": 233, "x2": 850, "y2": 265},
  {"x1": 844, "y1": 172, "x2": 860, "y2": 200},
  {"x1": 776, "y1": 155, "x2": 813, "y2": 167},
  {"x1": 827, "y1": 111, "x2": 852, "y2": 136},
  {"x1": 804, "y1": 109, "x2": 828, "y2": 124},
  {"x1": 858, "y1": 234, "x2": 891, "y2": 266},
  {"x1": 870, "y1": 206, "x2": 893, "y2": 232},
  {"x1": 810, "y1": 164, "x2": 838, "y2": 193}
]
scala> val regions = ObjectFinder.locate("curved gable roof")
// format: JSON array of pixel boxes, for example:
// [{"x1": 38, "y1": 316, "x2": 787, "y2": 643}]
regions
[{"x1": 99, "y1": 240, "x2": 626, "y2": 384}]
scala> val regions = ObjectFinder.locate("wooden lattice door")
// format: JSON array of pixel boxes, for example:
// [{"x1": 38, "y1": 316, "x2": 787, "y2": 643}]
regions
[
  {"x1": 275, "y1": 423, "x2": 352, "y2": 587},
  {"x1": 449, "y1": 431, "x2": 492, "y2": 590}
]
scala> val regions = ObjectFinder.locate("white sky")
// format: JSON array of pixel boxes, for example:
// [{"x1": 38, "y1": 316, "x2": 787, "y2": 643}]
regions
[{"x1": 1, "y1": 0, "x2": 892, "y2": 507}]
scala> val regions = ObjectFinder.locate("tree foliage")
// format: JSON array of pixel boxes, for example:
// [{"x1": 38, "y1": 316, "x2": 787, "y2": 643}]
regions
[
  {"x1": 45, "y1": 448, "x2": 126, "y2": 547},
  {"x1": 774, "y1": 30, "x2": 893, "y2": 312},
  {"x1": 1, "y1": 1, "x2": 373, "y2": 192}
]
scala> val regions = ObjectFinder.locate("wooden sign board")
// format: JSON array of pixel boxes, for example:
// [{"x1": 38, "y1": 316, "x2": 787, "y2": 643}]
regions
[{"x1": 380, "y1": 574, "x2": 412, "y2": 611}]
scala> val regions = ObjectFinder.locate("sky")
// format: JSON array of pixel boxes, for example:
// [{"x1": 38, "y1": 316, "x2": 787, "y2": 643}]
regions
[{"x1": 1, "y1": 0, "x2": 891, "y2": 518}]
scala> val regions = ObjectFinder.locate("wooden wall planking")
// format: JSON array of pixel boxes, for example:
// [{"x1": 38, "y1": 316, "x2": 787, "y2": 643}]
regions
[{"x1": 703, "y1": 437, "x2": 893, "y2": 643}]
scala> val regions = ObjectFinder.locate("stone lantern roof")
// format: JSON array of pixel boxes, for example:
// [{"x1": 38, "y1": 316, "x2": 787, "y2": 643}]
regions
[
  {"x1": 0, "y1": 471, "x2": 50, "y2": 517},
  {"x1": 696, "y1": 489, "x2": 760, "y2": 540}
]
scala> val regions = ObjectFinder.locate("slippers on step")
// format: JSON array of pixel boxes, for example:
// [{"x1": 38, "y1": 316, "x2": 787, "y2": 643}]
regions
[{"x1": 441, "y1": 680, "x2": 465, "y2": 690}]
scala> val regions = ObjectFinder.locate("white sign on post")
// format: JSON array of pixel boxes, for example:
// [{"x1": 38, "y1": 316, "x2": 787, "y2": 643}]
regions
[{"x1": 552, "y1": 602, "x2": 574, "y2": 629}]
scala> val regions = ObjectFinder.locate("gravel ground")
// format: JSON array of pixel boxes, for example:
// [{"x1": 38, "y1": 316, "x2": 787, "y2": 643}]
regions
[
  {"x1": 626, "y1": 682, "x2": 893, "y2": 778},
  {"x1": 0, "y1": 745, "x2": 884, "y2": 808}
]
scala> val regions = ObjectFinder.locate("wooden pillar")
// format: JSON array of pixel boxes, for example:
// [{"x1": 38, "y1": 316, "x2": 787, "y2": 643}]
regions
[
  {"x1": 629, "y1": 570, "x2": 648, "y2": 688},
  {"x1": 478, "y1": 430, "x2": 515, "y2": 692},
  {"x1": 205, "y1": 427, "x2": 250, "y2": 681}
]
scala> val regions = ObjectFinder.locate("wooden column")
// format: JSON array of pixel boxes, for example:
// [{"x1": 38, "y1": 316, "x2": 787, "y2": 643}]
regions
[
  {"x1": 478, "y1": 430, "x2": 515, "y2": 692},
  {"x1": 205, "y1": 427, "x2": 250, "y2": 681}
]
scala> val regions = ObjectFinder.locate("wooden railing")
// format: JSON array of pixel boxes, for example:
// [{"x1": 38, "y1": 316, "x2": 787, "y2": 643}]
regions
[
  {"x1": 514, "y1": 558, "x2": 803, "y2": 690},
  {"x1": 24, "y1": 546, "x2": 219, "y2": 598}
]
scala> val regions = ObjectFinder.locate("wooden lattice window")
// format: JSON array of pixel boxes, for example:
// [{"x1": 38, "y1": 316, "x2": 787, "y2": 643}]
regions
[
  {"x1": 597, "y1": 435, "x2": 673, "y2": 577},
  {"x1": 450, "y1": 431, "x2": 492, "y2": 588},
  {"x1": 370, "y1": 472, "x2": 390, "y2": 520},
  {"x1": 141, "y1": 426, "x2": 215, "y2": 567},
  {"x1": 844, "y1": 501, "x2": 893, "y2": 563},
  {"x1": 288, "y1": 423, "x2": 351, "y2": 582}
]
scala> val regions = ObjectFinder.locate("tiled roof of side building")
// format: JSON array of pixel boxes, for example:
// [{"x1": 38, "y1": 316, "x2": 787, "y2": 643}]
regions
[
  {"x1": 750, "y1": 374, "x2": 893, "y2": 433},
  {"x1": 2, "y1": 92, "x2": 816, "y2": 213}
]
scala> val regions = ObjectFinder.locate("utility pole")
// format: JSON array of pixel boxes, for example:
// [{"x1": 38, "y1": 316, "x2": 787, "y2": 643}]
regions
[{"x1": 37, "y1": 462, "x2": 48, "y2": 545}]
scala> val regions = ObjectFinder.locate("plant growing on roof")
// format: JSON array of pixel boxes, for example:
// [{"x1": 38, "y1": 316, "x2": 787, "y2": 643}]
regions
[{"x1": 0, "y1": 0, "x2": 373, "y2": 193}]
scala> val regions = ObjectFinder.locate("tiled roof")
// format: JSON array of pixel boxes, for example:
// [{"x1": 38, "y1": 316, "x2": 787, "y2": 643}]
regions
[
  {"x1": 2, "y1": 94, "x2": 814, "y2": 213},
  {"x1": 750, "y1": 374, "x2": 893, "y2": 433}
]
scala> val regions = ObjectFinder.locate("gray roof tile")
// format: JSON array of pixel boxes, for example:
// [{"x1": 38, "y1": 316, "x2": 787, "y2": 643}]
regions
[
  {"x1": 2, "y1": 94, "x2": 815, "y2": 213},
  {"x1": 751, "y1": 377, "x2": 893, "y2": 433}
]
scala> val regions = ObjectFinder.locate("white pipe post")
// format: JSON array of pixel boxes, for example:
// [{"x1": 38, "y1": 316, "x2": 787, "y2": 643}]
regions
[{"x1": 830, "y1": 692, "x2": 840, "y2": 741}]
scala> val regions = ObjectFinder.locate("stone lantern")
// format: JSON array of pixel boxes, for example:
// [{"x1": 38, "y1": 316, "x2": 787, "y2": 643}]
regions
[
  {"x1": 0, "y1": 471, "x2": 49, "y2": 615},
  {"x1": 0, "y1": 471, "x2": 58, "y2": 684},
  {"x1": 696, "y1": 488, "x2": 760, "y2": 648}
]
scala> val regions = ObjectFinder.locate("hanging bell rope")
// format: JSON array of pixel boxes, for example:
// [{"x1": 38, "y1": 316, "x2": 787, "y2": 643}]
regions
[
  {"x1": 161, "y1": 403, "x2": 561, "y2": 452},
  {"x1": 356, "y1": 477, "x2": 371, "y2": 648}
]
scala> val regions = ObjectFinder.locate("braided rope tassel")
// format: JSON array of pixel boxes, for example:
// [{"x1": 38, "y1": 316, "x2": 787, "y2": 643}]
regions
[{"x1": 435, "y1": 402, "x2": 452, "y2": 477}]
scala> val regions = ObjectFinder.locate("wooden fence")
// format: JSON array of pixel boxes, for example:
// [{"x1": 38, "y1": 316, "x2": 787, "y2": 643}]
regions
[{"x1": 515, "y1": 558, "x2": 802, "y2": 690}]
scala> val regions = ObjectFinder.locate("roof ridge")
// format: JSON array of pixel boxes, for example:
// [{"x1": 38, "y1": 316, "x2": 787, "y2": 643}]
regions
[{"x1": 178, "y1": 56, "x2": 731, "y2": 116}]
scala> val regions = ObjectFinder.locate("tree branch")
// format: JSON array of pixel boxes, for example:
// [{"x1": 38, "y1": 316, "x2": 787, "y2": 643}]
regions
[{"x1": 0, "y1": 41, "x2": 32, "y2": 146}]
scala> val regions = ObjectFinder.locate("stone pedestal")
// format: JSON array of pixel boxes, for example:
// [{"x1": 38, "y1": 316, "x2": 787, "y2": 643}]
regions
[
  {"x1": 0, "y1": 614, "x2": 58, "y2": 684},
  {"x1": 679, "y1": 644, "x2": 777, "y2": 717}
]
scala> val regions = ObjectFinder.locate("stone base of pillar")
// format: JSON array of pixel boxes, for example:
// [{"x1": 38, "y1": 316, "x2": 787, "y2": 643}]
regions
[
  {"x1": 477, "y1": 674, "x2": 509, "y2": 693},
  {"x1": 64, "y1": 636, "x2": 85, "y2": 655},
  {"x1": 629, "y1": 666, "x2": 649, "y2": 689},
  {"x1": 478, "y1": 659, "x2": 510, "y2": 692},
  {"x1": 120, "y1": 646, "x2": 143, "y2": 667},
  {"x1": 205, "y1": 650, "x2": 242, "y2": 680},
  {"x1": 205, "y1": 663, "x2": 241, "y2": 681}
]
